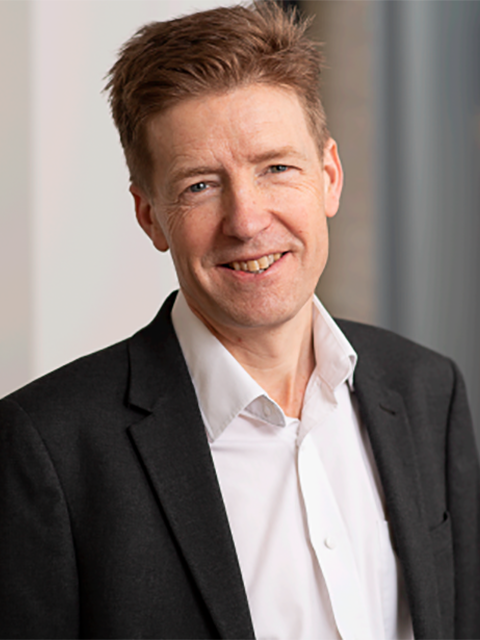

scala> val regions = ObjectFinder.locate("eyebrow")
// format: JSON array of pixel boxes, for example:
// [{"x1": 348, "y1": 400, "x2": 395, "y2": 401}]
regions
[
  {"x1": 246, "y1": 146, "x2": 308, "y2": 165},
  {"x1": 169, "y1": 165, "x2": 220, "y2": 185},
  {"x1": 168, "y1": 146, "x2": 308, "y2": 185}
]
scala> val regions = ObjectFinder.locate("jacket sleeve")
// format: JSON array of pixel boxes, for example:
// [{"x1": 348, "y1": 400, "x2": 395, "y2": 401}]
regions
[
  {"x1": 0, "y1": 397, "x2": 79, "y2": 639},
  {"x1": 446, "y1": 361, "x2": 480, "y2": 639}
]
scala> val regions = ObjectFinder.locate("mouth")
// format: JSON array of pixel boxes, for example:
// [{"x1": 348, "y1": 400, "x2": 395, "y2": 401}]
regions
[{"x1": 223, "y1": 252, "x2": 284, "y2": 274}]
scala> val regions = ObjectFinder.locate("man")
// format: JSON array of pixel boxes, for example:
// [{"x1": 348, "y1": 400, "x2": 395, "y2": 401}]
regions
[{"x1": 0, "y1": 3, "x2": 479, "y2": 639}]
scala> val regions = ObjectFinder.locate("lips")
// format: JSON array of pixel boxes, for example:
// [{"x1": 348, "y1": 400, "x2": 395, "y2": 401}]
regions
[{"x1": 226, "y1": 253, "x2": 283, "y2": 274}]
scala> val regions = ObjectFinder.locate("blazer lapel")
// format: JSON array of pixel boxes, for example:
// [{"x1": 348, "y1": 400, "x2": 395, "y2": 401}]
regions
[
  {"x1": 126, "y1": 294, "x2": 255, "y2": 639},
  {"x1": 347, "y1": 340, "x2": 443, "y2": 639}
]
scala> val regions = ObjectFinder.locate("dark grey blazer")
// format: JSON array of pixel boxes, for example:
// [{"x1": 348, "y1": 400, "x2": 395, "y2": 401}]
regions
[{"x1": 0, "y1": 292, "x2": 479, "y2": 639}]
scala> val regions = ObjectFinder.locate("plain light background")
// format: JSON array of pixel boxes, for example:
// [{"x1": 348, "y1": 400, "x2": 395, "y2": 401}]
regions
[{"x1": 0, "y1": 0, "x2": 239, "y2": 396}]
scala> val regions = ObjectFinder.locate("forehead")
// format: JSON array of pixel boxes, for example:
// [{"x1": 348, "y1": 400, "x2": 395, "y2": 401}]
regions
[{"x1": 146, "y1": 84, "x2": 319, "y2": 174}]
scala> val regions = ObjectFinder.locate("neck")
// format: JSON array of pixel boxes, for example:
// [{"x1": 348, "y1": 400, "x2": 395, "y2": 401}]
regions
[{"x1": 193, "y1": 297, "x2": 316, "y2": 419}]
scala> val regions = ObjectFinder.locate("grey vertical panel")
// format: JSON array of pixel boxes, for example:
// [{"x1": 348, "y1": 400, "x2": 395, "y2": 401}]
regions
[
  {"x1": 377, "y1": 1, "x2": 480, "y2": 447},
  {"x1": 0, "y1": 1, "x2": 32, "y2": 396}
]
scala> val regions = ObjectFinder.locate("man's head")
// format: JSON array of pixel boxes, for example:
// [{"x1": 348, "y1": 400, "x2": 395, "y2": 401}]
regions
[
  {"x1": 105, "y1": 1, "x2": 328, "y2": 195},
  {"x1": 106, "y1": 2, "x2": 343, "y2": 337}
]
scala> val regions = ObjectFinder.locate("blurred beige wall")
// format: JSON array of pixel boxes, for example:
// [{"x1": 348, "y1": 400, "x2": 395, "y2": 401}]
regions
[{"x1": 302, "y1": 1, "x2": 378, "y2": 325}]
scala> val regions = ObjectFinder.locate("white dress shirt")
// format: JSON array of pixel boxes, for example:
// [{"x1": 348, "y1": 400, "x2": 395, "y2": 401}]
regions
[{"x1": 172, "y1": 291, "x2": 413, "y2": 640}]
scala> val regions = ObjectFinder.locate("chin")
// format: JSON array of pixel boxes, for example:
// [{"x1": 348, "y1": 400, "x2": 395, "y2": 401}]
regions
[{"x1": 214, "y1": 295, "x2": 309, "y2": 331}]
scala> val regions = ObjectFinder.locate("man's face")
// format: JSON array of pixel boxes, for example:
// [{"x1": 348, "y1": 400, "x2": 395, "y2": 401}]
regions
[{"x1": 133, "y1": 83, "x2": 343, "y2": 333}]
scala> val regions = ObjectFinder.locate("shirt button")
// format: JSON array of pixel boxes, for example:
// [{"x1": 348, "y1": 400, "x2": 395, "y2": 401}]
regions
[{"x1": 324, "y1": 537, "x2": 337, "y2": 550}]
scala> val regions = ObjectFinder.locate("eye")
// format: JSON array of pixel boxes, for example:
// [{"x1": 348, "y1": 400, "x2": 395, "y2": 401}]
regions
[
  {"x1": 269, "y1": 164, "x2": 289, "y2": 173},
  {"x1": 188, "y1": 181, "x2": 208, "y2": 193}
]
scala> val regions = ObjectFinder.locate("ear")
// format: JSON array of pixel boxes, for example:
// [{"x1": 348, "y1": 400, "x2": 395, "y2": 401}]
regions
[
  {"x1": 130, "y1": 184, "x2": 169, "y2": 252},
  {"x1": 322, "y1": 138, "x2": 344, "y2": 219}
]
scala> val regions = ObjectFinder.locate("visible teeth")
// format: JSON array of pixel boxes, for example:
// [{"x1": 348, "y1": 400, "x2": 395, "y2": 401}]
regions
[
  {"x1": 258, "y1": 256, "x2": 270, "y2": 269},
  {"x1": 228, "y1": 252, "x2": 283, "y2": 273}
]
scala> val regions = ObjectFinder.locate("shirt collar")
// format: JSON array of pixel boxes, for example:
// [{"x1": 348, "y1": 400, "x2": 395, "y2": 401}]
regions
[
  {"x1": 311, "y1": 295, "x2": 357, "y2": 392},
  {"x1": 171, "y1": 290, "x2": 357, "y2": 441}
]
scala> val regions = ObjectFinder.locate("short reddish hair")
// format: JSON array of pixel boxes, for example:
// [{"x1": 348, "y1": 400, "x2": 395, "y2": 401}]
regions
[{"x1": 105, "y1": 1, "x2": 327, "y2": 193}]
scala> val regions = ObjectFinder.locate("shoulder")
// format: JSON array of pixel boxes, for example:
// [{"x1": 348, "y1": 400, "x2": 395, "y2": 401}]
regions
[
  {"x1": 335, "y1": 318, "x2": 457, "y2": 399},
  {"x1": 2, "y1": 339, "x2": 130, "y2": 418},
  {"x1": 0, "y1": 339, "x2": 138, "y2": 461},
  {"x1": 1, "y1": 292, "x2": 179, "y2": 422},
  {"x1": 335, "y1": 317, "x2": 454, "y2": 372}
]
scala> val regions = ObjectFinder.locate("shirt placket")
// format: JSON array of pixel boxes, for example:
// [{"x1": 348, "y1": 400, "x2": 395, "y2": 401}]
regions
[{"x1": 297, "y1": 429, "x2": 373, "y2": 640}]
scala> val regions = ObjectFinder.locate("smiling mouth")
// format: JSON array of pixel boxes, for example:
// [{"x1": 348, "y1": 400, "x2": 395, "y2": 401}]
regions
[{"x1": 224, "y1": 252, "x2": 284, "y2": 274}]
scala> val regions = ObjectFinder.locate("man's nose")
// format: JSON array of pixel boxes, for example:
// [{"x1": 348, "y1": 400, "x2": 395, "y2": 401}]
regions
[{"x1": 221, "y1": 180, "x2": 272, "y2": 241}]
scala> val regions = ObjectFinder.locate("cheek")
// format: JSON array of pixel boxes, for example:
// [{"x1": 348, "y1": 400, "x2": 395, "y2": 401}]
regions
[
  {"x1": 287, "y1": 200, "x2": 328, "y2": 241},
  {"x1": 278, "y1": 181, "x2": 325, "y2": 221},
  {"x1": 297, "y1": 206, "x2": 330, "y2": 264},
  {"x1": 168, "y1": 213, "x2": 215, "y2": 268}
]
